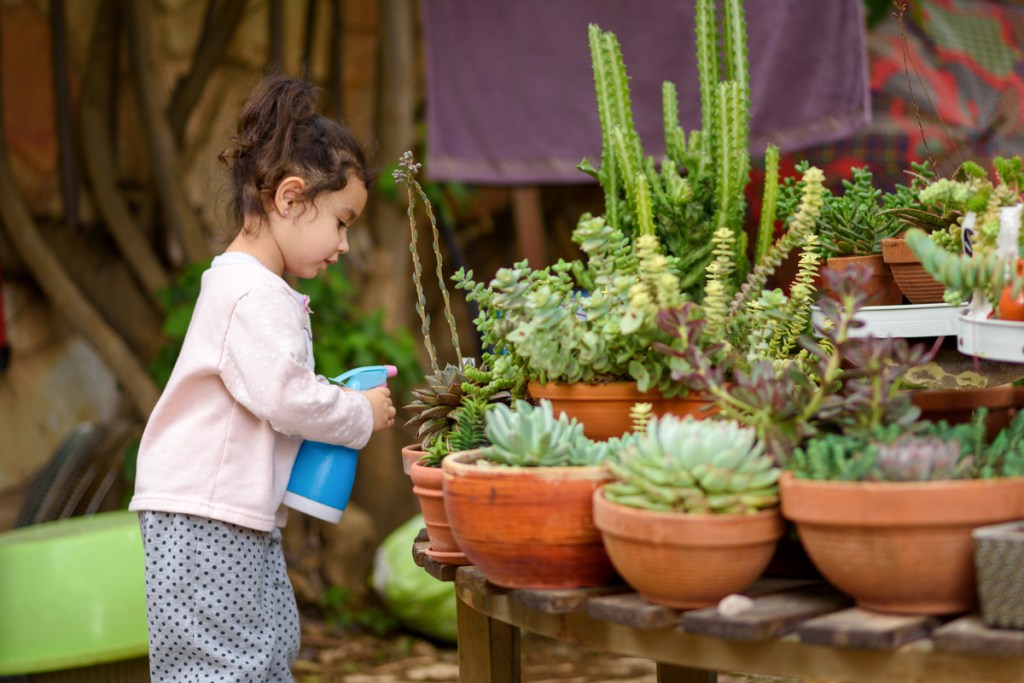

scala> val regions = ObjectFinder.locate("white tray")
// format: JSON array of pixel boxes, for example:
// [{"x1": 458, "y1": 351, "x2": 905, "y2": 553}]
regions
[
  {"x1": 957, "y1": 313, "x2": 1024, "y2": 364},
  {"x1": 811, "y1": 303, "x2": 963, "y2": 338}
]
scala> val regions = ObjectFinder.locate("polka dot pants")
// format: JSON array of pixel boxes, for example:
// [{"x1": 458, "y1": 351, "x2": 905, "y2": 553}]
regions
[{"x1": 138, "y1": 511, "x2": 301, "y2": 682}]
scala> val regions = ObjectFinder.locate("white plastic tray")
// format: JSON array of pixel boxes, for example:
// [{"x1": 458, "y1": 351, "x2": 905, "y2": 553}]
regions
[
  {"x1": 811, "y1": 303, "x2": 964, "y2": 338},
  {"x1": 957, "y1": 313, "x2": 1024, "y2": 364}
]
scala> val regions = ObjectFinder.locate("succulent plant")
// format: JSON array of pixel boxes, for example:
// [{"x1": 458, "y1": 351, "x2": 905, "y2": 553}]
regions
[
  {"x1": 658, "y1": 264, "x2": 938, "y2": 464},
  {"x1": 871, "y1": 434, "x2": 970, "y2": 481},
  {"x1": 777, "y1": 163, "x2": 903, "y2": 258},
  {"x1": 603, "y1": 415, "x2": 779, "y2": 514},
  {"x1": 403, "y1": 358, "x2": 514, "y2": 462},
  {"x1": 913, "y1": 156, "x2": 1024, "y2": 258},
  {"x1": 403, "y1": 362, "x2": 471, "y2": 447},
  {"x1": 479, "y1": 400, "x2": 613, "y2": 467}
]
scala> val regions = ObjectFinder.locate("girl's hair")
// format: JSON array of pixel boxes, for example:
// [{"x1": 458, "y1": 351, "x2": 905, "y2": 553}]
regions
[{"x1": 218, "y1": 74, "x2": 376, "y2": 238}]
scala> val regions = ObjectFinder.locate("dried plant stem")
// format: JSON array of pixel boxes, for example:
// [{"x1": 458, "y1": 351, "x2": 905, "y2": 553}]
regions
[
  {"x1": 402, "y1": 181, "x2": 438, "y2": 375},
  {"x1": 396, "y1": 152, "x2": 464, "y2": 374}
]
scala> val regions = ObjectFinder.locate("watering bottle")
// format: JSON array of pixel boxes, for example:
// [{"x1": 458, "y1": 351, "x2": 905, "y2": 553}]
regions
[{"x1": 283, "y1": 364, "x2": 397, "y2": 523}]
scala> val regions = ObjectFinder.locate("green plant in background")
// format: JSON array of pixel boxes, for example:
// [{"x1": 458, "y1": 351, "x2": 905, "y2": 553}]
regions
[
  {"x1": 915, "y1": 156, "x2": 1024, "y2": 256},
  {"x1": 322, "y1": 586, "x2": 401, "y2": 638},
  {"x1": 875, "y1": 160, "x2": 964, "y2": 250},
  {"x1": 580, "y1": 0, "x2": 753, "y2": 301},
  {"x1": 777, "y1": 162, "x2": 903, "y2": 258},
  {"x1": 603, "y1": 415, "x2": 780, "y2": 514},
  {"x1": 149, "y1": 260, "x2": 209, "y2": 388},
  {"x1": 478, "y1": 399, "x2": 620, "y2": 467}
]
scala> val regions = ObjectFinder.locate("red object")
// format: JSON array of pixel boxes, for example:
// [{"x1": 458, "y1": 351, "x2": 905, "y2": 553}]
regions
[{"x1": 998, "y1": 259, "x2": 1024, "y2": 321}]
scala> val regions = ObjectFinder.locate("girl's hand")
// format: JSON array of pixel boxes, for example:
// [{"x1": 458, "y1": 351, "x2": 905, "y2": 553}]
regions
[{"x1": 363, "y1": 386, "x2": 397, "y2": 432}]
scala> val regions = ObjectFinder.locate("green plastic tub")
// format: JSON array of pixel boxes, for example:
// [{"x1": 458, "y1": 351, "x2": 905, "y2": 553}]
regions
[{"x1": 0, "y1": 510, "x2": 148, "y2": 675}]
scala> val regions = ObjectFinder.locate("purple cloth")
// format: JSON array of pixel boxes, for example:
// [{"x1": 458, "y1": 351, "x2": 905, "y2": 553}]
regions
[{"x1": 422, "y1": 0, "x2": 870, "y2": 184}]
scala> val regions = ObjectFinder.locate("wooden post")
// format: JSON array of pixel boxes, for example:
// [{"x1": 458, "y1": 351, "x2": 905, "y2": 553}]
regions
[
  {"x1": 512, "y1": 187, "x2": 547, "y2": 268},
  {"x1": 456, "y1": 594, "x2": 521, "y2": 682}
]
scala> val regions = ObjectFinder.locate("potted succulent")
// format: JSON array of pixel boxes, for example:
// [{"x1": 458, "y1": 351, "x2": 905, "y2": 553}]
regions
[
  {"x1": 777, "y1": 162, "x2": 903, "y2": 306},
  {"x1": 781, "y1": 411, "x2": 1024, "y2": 616},
  {"x1": 877, "y1": 160, "x2": 957, "y2": 304},
  {"x1": 593, "y1": 413, "x2": 784, "y2": 608},
  {"x1": 693, "y1": 263, "x2": 1024, "y2": 616},
  {"x1": 453, "y1": 0, "x2": 800, "y2": 439},
  {"x1": 905, "y1": 157, "x2": 1024, "y2": 362},
  {"x1": 441, "y1": 399, "x2": 624, "y2": 589}
]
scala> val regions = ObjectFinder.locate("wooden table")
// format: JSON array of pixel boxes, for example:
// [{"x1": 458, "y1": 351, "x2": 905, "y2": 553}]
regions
[{"x1": 413, "y1": 534, "x2": 1024, "y2": 683}]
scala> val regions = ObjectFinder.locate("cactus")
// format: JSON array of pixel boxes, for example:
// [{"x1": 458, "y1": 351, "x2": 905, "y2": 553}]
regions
[
  {"x1": 479, "y1": 400, "x2": 612, "y2": 467},
  {"x1": 603, "y1": 415, "x2": 780, "y2": 514},
  {"x1": 582, "y1": 0, "x2": 753, "y2": 302}
]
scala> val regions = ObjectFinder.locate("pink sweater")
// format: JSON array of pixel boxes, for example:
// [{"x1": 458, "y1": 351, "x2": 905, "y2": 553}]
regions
[{"x1": 129, "y1": 254, "x2": 373, "y2": 531}]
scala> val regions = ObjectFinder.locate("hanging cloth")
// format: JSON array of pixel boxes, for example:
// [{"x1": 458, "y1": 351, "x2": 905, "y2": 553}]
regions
[{"x1": 421, "y1": 0, "x2": 871, "y2": 184}]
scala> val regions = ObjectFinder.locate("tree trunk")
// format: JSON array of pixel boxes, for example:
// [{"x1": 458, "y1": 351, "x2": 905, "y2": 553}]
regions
[
  {"x1": 0, "y1": 81, "x2": 160, "y2": 418},
  {"x1": 120, "y1": 0, "x2": 211, "y2": 266},
  {"x1": 81, "y1": 0, "x2": 170, "y2": 298}
]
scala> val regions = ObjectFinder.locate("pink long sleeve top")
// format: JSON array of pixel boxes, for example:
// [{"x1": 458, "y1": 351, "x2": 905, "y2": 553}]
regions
[{"x1": 129, "y1": 253, "x2": 373, "y2": 531}]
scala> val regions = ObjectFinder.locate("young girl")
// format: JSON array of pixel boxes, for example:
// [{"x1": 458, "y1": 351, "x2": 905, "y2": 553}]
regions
[{"x1": 130, "y1": 74, "x2": 395, "y2": 682}]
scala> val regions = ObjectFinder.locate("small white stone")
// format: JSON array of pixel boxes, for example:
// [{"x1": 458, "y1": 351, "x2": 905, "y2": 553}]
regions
[{"x1": 717, "y1": 593, "x2": 755, "y2": 615}]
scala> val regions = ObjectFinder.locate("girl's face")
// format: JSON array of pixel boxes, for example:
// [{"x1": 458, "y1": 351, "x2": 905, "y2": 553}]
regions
[{"x1": 275, "y1": 178, "x2": 368, "y2": 279}]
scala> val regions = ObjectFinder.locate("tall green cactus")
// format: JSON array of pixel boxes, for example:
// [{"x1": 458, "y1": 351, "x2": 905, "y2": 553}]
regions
[{"x1": 582, "y1": 0, "x2": 754, "y2": 302}]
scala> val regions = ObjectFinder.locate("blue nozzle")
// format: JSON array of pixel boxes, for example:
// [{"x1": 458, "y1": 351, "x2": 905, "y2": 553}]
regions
[{"x1": 330, "y1": 364, "x2": 398, "y2": 391}]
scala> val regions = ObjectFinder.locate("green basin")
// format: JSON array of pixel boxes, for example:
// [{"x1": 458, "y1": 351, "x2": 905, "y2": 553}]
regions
[{"x1": 0, "y1": 510, "x2": 148, "y2": 674}]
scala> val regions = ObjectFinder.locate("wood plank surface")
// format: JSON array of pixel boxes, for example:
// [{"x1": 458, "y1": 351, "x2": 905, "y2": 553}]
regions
[
  {"x1": 932, "y1": 615, "x2": 1024, "y2": 657},
  {"x1": 508, "y1": 583, "x2": 629, "y2": 614},
  {"x1": 797, "y1": 607, "x2": 941, "y2": 649},
  {"x1": 681, "y1": 583, "x2": 853, "y2": 641},
  {"x1": 588, "y1": 592, "x2": 683, "y2": 629}
]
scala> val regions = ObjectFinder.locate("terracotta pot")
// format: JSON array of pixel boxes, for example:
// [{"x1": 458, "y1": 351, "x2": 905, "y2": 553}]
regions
[
  {"x1": 409, "y1": 458, "x2": 470, "y2": 566},
  {"x1": 593, "y1": 489, "x2": 784, "y2": 608},
  {"x1": 910, "y1": 385, "x2": 1024, "y2": 441},
  {"x1": 780, "y1": 472, "x2": 1024, "y2": 615},
  {"x1": 401, "y1": 442, "x2": 426, "y2": 476},
  {"x1": 526, "y1": 380, "x2": 717, "y2": 441},
  {"x1": 442, "y1": 450, "x2": 617, "y2": 589},
  {"x1": 881, "y1": 237, "x2": 946, "y2": 304},
  {"x1": 821, "y1": 254, "x2": 902, "y2": 307}
]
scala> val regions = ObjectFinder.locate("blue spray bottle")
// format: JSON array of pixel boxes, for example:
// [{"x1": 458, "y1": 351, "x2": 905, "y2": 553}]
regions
[{"x1": 283, "y1": 364, "x2": 397, "y2": 523}]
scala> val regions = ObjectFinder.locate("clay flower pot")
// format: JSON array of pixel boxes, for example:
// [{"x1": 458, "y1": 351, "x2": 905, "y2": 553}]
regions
[
  {"x1": 593, "y1": 488, "x2": 784, "y2": 608},
  {"x1": 526, "y1": 380, "x2": 717, "y2": 441},
  {"x1": 881, "y1": 237, "x2": 946, "y2": 304},
  {"x1": 910, "y1": 385, "x2": 1024, "y2": 441},
  {"x1": 442, "y1": 449, "x2": 618, "y2": 589},
  {"x1": 820, "y1": 254, "x2": 902, "y2": 307},
  {"x1": 780, "y1": 472, "x2": 1024, "y2": 615},
  {"x1": 401, "y1": 442, "x2": 426, "y2": 476},
  {"x1": 409, "y1": 458, "x2": 470, "y2": 566}
]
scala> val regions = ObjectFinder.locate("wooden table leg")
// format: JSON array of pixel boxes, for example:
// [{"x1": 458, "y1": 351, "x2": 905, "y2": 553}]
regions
[
  {"x1": 657, "y1": 662, "x2": 717, "y2": 683},
  {"x1": 457, "y1": 593, "x2": 521, "y2": 682}
]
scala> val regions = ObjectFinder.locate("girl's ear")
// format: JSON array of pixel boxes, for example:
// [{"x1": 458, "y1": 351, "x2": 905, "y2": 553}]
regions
[{"x1": 274, "y1": 176, "x2": 306, "y2": 217}]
